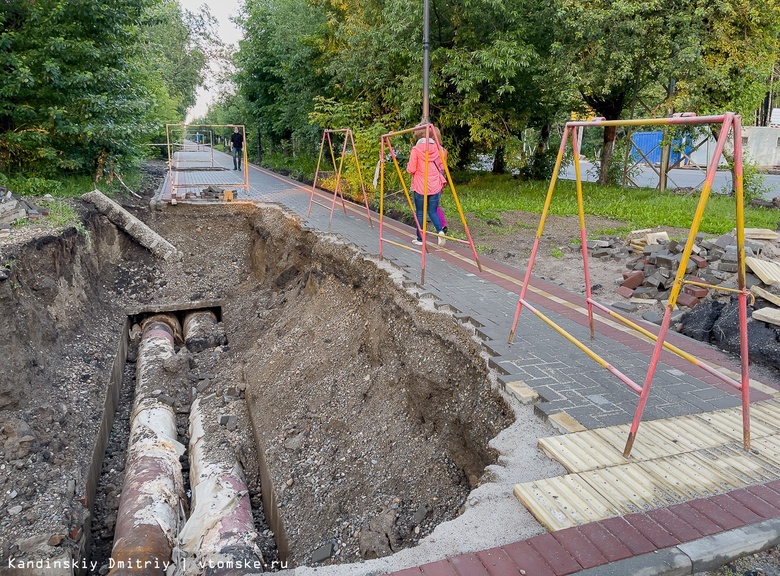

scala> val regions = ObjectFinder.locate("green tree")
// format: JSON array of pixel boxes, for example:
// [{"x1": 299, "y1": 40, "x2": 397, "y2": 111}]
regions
[
  {"x1": 552, "y1": 0, "x2": 701, "y2": 184},
  {"x1": 234, "y1": 0, "x2": 328, "y2": 150},
  {"x1": 0, "y1": 0, "x2": 158, "y2": 178},
  {"x1": 0, "y1": 0, "x2": 213, "y2": 179},
  {"x1": 674, "y1": 0, "x2": 780, "y2": 116}
]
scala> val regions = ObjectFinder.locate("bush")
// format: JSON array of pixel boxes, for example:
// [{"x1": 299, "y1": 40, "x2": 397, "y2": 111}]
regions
[{"x1": 7, "y1": 176, "x2": 64, "y2": 197}]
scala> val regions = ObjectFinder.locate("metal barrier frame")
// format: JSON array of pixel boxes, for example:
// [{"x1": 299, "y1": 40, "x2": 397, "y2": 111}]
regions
[
  {"x1": 508, "y1": 112, "x2": 750, "y2": 457},
  {"x1": 378, "y1": 123, "x2": 482, "y2": 284},
  {"x1": 307, "y1": 129, "x2": 373, "y2": 229},
  {"x1": 165, "y1": 124, "x2": 249, "y2": 200}
]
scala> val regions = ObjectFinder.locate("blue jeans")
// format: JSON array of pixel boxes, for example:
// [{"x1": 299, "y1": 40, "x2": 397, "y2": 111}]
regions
[
  {"x1": 232, "y1": 147, "x2": 242, "y2": 169},
  {"x1": 413, "y1": 192, "x2": 443, "y2": 241}
]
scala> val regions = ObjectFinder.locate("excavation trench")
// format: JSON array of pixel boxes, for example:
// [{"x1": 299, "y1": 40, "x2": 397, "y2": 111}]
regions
[{"x1": 0, "y1": 202, "x2": 512, "y2": 573}]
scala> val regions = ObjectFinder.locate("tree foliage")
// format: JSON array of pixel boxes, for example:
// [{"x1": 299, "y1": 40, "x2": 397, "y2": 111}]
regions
[
  {"x1": 0, "y1": 0, "x2": 212, "y2": 179},
  {"x1": 222, "y1": 0, "x2": 779, "y2": 179}
]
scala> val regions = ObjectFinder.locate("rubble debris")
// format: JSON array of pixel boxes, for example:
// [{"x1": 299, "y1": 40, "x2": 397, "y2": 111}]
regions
[
  {"x1": 0, "y1": 190, "x2": 49, "y2": 226},
  {"x1": 588, "y1": 228, "x2": 780, "y2": 366},
  {"x1": 588, "y1": 229, "x2": 780, "y2": 312}
]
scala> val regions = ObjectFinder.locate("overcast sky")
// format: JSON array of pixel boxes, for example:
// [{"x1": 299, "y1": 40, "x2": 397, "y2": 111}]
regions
[{"x1": 177, "y1": 0, "x2": 244, "y2": 120}]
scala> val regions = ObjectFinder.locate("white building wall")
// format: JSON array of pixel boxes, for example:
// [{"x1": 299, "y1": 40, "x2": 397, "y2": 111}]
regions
[
  {"x1": 684, "y1": 127, "x2": 780, "y2": 168},
  {"x1": 742, "y1": 126, "x2": 780, "y2": 168}
]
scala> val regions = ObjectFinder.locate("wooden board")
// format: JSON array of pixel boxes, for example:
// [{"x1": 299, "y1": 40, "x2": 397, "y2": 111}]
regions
[
  {"x1": 746, "y1": 257, "x2": 780, "y2": 286},
  {"x1": 744, "y1": 228, "x2": 779, "y2": 241},
  {"x1": 752, "y1": 307, "x2": 780, "y2": 327},
  {"x1": 516, "y1": 399, "x2": 780, "y2": 531},
  {"x1": 751, "y1": 285, "x2": 780, "y2": 307}
]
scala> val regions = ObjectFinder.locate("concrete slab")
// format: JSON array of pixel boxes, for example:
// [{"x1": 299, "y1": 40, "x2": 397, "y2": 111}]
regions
[
  {"x1": 678, "y1": 518, "x2": 780, "y2": 573},
  {"x1": 571, "y1": 547, "x2": 691, "y2": 576}
]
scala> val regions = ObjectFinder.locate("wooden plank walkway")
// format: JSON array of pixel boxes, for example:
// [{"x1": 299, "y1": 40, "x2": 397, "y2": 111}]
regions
[{"x1": 515, "y1": 399, "x2": 780, "y2": 531}]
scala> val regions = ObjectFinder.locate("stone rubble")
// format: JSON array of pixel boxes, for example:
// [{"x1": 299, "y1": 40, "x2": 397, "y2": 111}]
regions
[
  {"x1": 587, "y1": 228, "x2": 780, "y2": 368},
  {"x1": 586, "y1": 229, "x2": 780, "y2": 313},
  {"x1": 0, "y1": 188, "x2": 49, "y2": 228}
]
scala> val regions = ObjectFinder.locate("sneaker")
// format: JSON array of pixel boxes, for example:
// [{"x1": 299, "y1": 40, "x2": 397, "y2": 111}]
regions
[
  {"x1": 412, "y1": 238, "x2": 423, "y2": 246},
  {"x1": 437, "y1": 232, "x2": 446, "y2": 246},
  {"x1": 442, "y1": 226, "x2": 448, "y2": 234}
]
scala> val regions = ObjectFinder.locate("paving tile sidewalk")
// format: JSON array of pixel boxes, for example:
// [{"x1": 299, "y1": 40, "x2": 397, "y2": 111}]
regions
[{"x1": 157, "y1": 151, "x2": 780, "y2": 575}]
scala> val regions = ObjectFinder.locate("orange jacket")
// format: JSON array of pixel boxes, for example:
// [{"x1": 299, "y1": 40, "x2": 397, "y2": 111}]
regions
[{"x1": 406, "y1": 139, "x2": 447, "y2": 195}]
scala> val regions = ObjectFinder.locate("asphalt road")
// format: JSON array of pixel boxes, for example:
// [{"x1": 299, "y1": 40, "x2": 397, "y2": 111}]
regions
[{"x1": 561, "y1": 160, "x2": 780, "y2": 200}]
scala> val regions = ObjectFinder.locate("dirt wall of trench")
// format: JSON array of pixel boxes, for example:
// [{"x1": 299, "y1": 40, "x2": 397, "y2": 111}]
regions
[
  {"x1": 224, "y1": 206, "x2": 513, "y2": 567},
  {"x1": 0, "y1": 213, "x2": 144, "y2": 410}
]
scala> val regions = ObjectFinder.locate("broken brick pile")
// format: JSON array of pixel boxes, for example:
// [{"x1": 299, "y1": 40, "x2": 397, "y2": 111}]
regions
[
  {"x1": 0, "y1": 188, "x2": 48, "y2": 235},
  {"x1": 588, "y1": 231, "x2": 775, "y2": 312}
]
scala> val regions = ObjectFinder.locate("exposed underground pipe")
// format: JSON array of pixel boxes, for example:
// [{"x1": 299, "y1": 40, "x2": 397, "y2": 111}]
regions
[
  {"x1": 109, "y1": 314, "x2": 185, "y2": 576},
  {"x1": 183, "y1": 310, "x2": 223, "y2": 353},
  {"x1": 178, "y1": 396, "x2": 264, "y2": 575}
]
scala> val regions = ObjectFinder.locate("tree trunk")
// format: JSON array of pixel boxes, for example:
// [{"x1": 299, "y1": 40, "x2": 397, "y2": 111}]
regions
[
  {"x1": 536, "y1": 124, "x2": 551, "y2": 156},
  {"x1": 529, "y1": 124, "x2": 552, "y2": 180},
  {"x1": 492, "y1": 146, "x2": 506, "y2": 173},
  {"x1": 257, "y1": 127, "x2": 263, "y2": 164},
  {"x1": 582, "y1": 86, "x2": 629, "y2": 186},
  {"x1": 598, "y1": 125, "x2": 618, "y2": 185}
]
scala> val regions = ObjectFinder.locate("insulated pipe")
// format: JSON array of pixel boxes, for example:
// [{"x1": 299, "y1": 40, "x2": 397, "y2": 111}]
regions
[
  {"x1": 109, "y1": 315, "x2": 185, "y2": 576},
  {"x1": 183, "y1": 310, "x2": 221, "y2": 353},
  {"x1": 179, "y1": 397, "x2": 264, "y2": 575}
]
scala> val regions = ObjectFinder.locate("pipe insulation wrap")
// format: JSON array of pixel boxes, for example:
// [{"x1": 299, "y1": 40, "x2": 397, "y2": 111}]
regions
[
  {"x1": 109, "y1": 319, "x2": 184, "y2": 576},
  {"x1": 179, "y1": 397, "x2": 263, "y2": 575},
  {"x1": 183, "y1": 310, "x2": 222, "y2": 353}
]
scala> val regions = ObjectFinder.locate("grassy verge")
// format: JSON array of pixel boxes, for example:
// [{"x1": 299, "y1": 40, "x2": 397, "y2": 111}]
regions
[
  {"x1": 260, "y1": 151, "x2": 319, "y2": 183},
  {"x1": 1, "y1": 172, "x2": 130, "y2": 233},
  {"x1": 439, "y1": 174, "x2": 778, "y2": 235}
]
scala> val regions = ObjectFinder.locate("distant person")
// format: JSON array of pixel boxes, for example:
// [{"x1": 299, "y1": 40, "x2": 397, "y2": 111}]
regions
[
  {"x1": 230, "y1": 126, "x2": 244, "y2": 170},
  {"x1": 406, "y1": 123, "x2": 447, "y2": 246}
]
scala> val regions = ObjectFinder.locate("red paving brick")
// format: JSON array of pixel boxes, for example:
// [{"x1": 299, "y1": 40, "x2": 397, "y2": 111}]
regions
[
  {"x1": 576, "y1": 522, "x2": 633, "y2": 562},
  {"x1": 621, "y1": 271, "x2": 645, "y2": 289},
  {"x1": 551, "y1": 527, "x2": 608, "y2": 569},
  {"x1": 666, "y1": 502, "x2": 722, "y2": 536},
  {"x1": 763, "y1": 483, "x2": 780, "y2": 505},
  {"x1": 475, "y1": 548, "x2": 524, "y2": 576},
  {"x1": 687, "y1": 497, "x2": 744, "y2": 531},
  {"x1": 599, "y1": 516, "x2": 656, "y2": 555},
  {"x1": 676, "y1": 292, "x2": 700, "y2": 308},
  {"x1": 381, "y1": 486, "x2": 780, "y2": 576},
  {"x1": 646, "y1": 507, "x2": 703, "y2": 542},
  {"x1": 623, "y1": 513, "x2": 681, "y2": 549},
  {"x1": 502, "y1": 541, "x2": 557, "y2": 576},
  {"x1": 527, "y1": 533, "x2": 583, "y2": 575},
  {"x1": 747, "y1": 484, "x2": 780, "y2": 509},
  {"x1": 709, "y1": 493, "x2": 764, "y2": 525},
  {"x1": 450, "y1": 554, "x2": 490, "y2": 576},
  {"x1": 420, "y1": 559, "x2": 458, "y2": 576},
  {"x1": 731, "y1": 488, "x2": 780, "y2": 519}
]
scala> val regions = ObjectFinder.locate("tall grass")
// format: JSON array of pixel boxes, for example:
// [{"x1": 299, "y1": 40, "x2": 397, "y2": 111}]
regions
[{"x1": 441, "y1": 174, "x2": 778, "y2": 235}]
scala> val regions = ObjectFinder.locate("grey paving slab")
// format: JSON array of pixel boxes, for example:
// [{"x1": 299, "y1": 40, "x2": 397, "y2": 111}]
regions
[{"x1": 154, "y1": 154, "x2": 768, "y2": 432}]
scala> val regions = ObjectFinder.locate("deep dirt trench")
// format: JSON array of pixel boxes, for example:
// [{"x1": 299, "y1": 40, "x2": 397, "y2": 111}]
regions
[{"x1": 0, "y1": 199, "x2": 512, "y2": 572}]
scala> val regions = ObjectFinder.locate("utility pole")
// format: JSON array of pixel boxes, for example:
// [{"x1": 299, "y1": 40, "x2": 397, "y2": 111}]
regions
[
  {"x1": 422, "y1": 0, "x2": 430, "y2": 122},
  {"x1": 659, "y1": 77, "x2": 676, "y2": 192}
]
